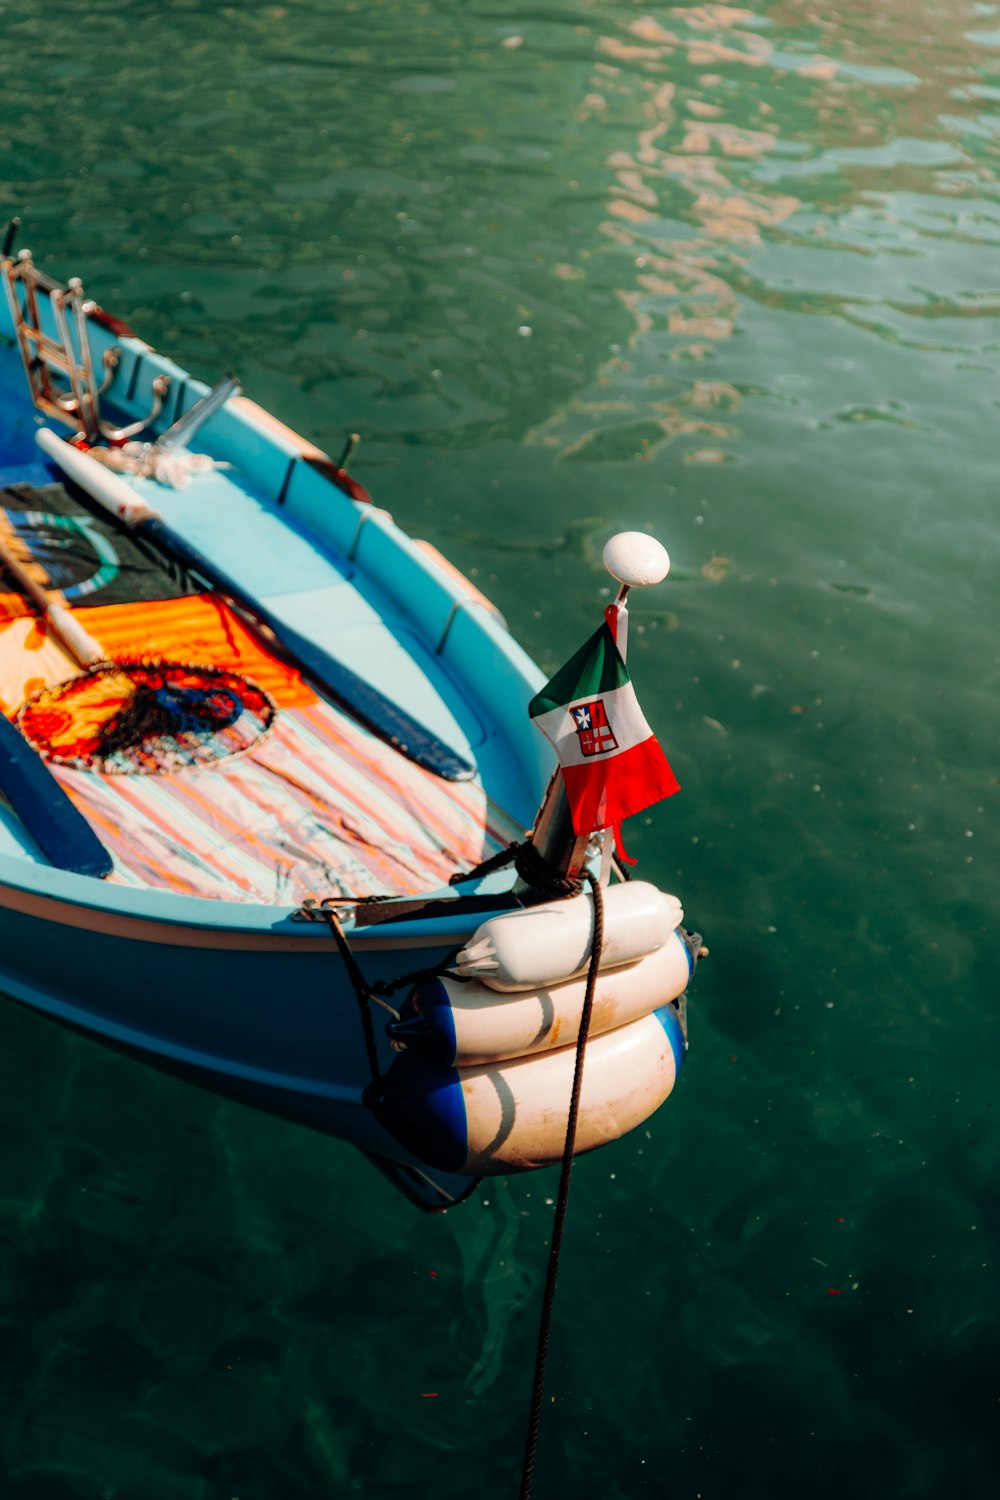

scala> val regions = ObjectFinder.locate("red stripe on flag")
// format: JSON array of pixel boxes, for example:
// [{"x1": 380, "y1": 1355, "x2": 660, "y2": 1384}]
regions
[{"x1": 561, "y1": 734, "x2": 679, "y2": 836}]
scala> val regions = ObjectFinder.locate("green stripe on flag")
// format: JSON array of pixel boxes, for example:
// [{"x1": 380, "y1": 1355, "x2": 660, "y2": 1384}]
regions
[{"x1": 528, "y1": 621, "x2": 629, "y2": 719}]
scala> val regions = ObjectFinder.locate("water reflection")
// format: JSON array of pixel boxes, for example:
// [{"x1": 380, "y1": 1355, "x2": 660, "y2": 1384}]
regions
[
  {"x1": 532, "y1": 5, "x2": 799, "y2": 459},
  {"x1": 533, "y1": 1, "x2": 1000, "y2": 460}
]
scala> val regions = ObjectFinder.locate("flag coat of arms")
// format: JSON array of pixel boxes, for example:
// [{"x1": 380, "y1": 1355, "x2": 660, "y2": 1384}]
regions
[{"x1": 529, "y1": 620, "x2": 679, "y2": 837}]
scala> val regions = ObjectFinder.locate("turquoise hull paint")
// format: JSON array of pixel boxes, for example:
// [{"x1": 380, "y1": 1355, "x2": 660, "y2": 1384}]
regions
[{"x1": 0, "y1": 278, "x2": 552, "y2": 1207}]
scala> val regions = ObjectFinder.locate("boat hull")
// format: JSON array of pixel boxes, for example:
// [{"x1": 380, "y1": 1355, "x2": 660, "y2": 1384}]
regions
[
  {"x1": 0, "y1": 861, "x2": 508, "y2": 1205},
  {"x1": 0, "y1": 246, "x2": 699, "y2": 1209}
]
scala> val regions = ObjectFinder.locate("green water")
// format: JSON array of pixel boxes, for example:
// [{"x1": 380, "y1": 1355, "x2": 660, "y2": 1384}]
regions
[{"x1": 1, "y1": 1, "x2": 999, "y2": 1494}]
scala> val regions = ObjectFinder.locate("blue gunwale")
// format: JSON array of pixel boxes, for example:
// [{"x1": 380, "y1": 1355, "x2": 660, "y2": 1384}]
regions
[{"x1": 0, "y1": 850, "x2": 519, "y2": 950}]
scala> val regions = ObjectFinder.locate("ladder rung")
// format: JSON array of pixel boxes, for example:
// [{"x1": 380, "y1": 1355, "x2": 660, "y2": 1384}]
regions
[{"x1": 20, "y1": 327, "x2": 73, "y2": 363}]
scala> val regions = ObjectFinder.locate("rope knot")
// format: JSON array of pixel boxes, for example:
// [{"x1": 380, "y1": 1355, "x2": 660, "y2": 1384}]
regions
[{"x1": 449, "y1": 839, "x2": 582, "y2": 902}]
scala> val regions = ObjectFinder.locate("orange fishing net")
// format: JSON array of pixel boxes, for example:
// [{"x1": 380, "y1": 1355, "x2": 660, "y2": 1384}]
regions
[
  {"x1": 0, "y1": 592, "x2": 315, "y2": 720},
  {"x1": 18, "y1": 661, "x2": 277, "y2": 774}
]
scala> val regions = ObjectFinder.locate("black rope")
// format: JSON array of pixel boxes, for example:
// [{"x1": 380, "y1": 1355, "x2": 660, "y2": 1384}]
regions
[
  {"x1": 301, "y1": 832, "x2": 588, "y2": 1098},
  {"x1": 450, "y1": 838, "x2": 581, "y2": 903},
  {"x1": 513, "y1": 842, "x2": 580, "y2": 902},
  {"x1": 319, "y1": 906, "x2": 382, "y2": 1085},
  {"x1": 371, "y1": 944, "x2": 466, "y2": 999},
  {"x1": 449, "y1": 840, "x2": 519, "y2": 886},
  {"x1": 518, "y1": 870, "x2": 604, "y2": 1500}
]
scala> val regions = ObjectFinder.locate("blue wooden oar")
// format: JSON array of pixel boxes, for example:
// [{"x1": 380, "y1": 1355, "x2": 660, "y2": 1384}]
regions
[
  {"x1": 0, "y1": 713, "x2": 113, "y2": 876},
  {"x1": 36, "y1": 430, "x2": 476, "y2": 782},
  {"x1": 0, "y1": 513, "x2": 113, "y2": 876},
  {"x1": 0, "y1": 519, "x2": 112, "y2": 876}
]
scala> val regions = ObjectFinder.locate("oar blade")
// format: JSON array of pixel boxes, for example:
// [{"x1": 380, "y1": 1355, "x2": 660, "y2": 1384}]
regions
[
  {"x1": 238, "y1": 608, "x2": 478, "y2": 783},
  {"x1": 137, "y1": 517, "x2": 478, "y2": 783},
  {"x1": 0, "y1": 713, "x2": 112, "y2": 877}
]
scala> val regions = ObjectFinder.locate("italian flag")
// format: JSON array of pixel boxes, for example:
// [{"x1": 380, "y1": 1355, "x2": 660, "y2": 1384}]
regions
[{"x1": 529, "y1": 620, "x2": 679, "y2": 838}]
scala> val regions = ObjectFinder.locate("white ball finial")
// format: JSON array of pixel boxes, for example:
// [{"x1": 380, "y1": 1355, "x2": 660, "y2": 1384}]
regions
[{"x1": 603, "y1": 532, "x2": 670, "y2": 588}]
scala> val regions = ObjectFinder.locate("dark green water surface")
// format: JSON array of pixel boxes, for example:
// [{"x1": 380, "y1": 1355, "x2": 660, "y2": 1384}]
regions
[{"x1": 1, "y1": 2, "x2": 999, "y2": 1495}]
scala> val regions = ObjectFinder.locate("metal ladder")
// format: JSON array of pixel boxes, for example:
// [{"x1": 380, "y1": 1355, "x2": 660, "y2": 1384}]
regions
[{"x1": 0, "y1": 247, "x2": 112, "y2": 442}]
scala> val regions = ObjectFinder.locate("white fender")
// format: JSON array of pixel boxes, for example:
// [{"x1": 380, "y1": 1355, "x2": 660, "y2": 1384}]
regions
[
  {"x1": 366, "y1": 1002, "x2": 686, "y2": 1176},
  {"x1": 455, "y1": 880, "x2": 683, "y2": 992},
  {"x1": 392, "y1": 930, "x2": 693, "y2": 1065}
]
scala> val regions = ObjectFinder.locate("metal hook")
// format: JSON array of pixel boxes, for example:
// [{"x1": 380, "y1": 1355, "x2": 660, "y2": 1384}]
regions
[
  {"x1": 100, "y1": 373, "x2": 170, "y2": 443},
  {"x1": 96, "y1": 346, "x2": 121, "y2": 397}
]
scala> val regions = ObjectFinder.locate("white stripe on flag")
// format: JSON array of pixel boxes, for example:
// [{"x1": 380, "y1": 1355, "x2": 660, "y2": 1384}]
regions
[{"x1": 531, "y1": 682, "x2": 654, "y2": 770}]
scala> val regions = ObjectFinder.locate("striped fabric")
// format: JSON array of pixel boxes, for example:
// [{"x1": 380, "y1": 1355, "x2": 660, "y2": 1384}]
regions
[
  {"x1": 0, "y1": 592, "x2": 315, "y2": 717},
  {"x1": 0, "y1": 594, "x2": 522, "y2": 904}
]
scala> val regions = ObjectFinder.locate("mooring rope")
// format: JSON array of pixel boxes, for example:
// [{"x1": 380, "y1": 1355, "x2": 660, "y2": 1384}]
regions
[
  {"x1": 449, "y1": 838, "x2": 582, "y2": 903},
  {"x1": 317, "y1": 905, "x2": 383, "y2": 1085},
  {"x1": 303, "y1": 858, "x2": 609, "y2": 1497},
  {"x1": 370, "y1": 946, "x2": 465, "y2": 999},
  {"x1": 518, "y1": 869, "x2": 605, "y2": 1500}
]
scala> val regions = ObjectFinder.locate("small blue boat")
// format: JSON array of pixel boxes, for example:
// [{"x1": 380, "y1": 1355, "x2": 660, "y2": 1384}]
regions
[{"x1": 0, "y1": 230, "x2": 699, "y2": 1209}]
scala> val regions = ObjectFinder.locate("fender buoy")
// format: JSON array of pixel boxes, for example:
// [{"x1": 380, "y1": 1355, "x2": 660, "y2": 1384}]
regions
[
  {"x1": 455, "y1": 880, "x2": 683, "y2": 992},
  {"x1": 366, "y1": 1003, "x2": 685, "y2": 1176},
  {"x1": 389, "y1": 930, "x2": 695, "y2": 1065}
]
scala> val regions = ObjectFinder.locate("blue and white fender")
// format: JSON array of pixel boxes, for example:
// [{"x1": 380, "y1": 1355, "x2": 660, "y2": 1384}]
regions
[
  {"x1": 388, "y1": 931, "x2": 696, "y2": 1066},
  {"x1": 365, "y1": 1003, "x2": 686, "y2": 1176},
  {"x1": 454, "y1": 880, "x2": 683, "y2": 992}
]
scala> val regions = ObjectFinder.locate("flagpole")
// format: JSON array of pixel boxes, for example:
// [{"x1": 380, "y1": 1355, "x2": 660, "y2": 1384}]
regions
[
  {"x1": 599, "y1": 560, "x2": 637, "y2": 883},
  {"x1": 525, "y1": 532, "x2": 670, "y2": 884}
]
